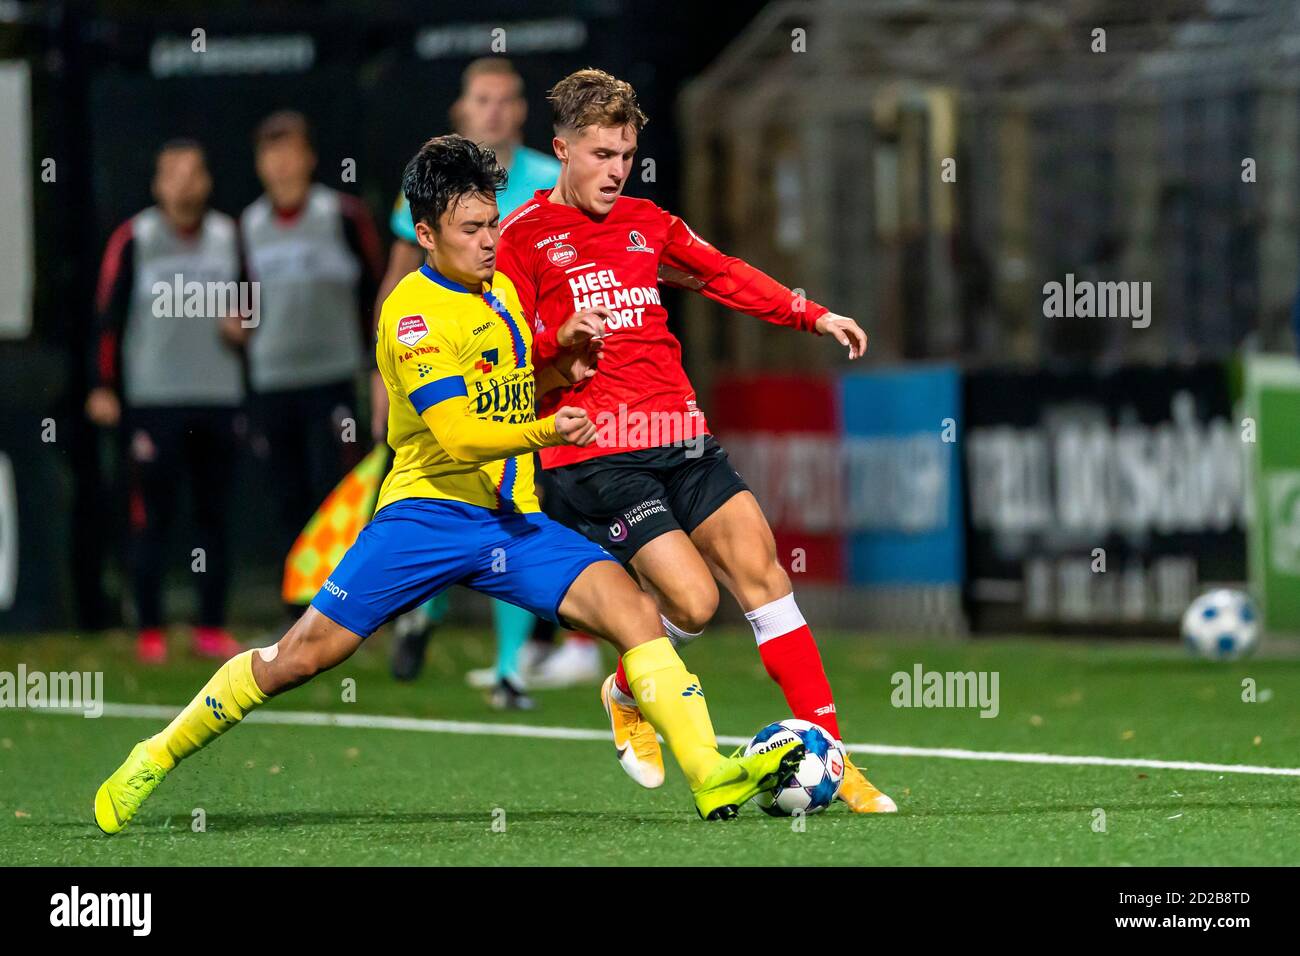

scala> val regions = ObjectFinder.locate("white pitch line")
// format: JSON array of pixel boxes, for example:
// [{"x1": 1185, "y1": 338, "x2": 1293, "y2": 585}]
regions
[
  {"x1": 833, "y1": 742, "x2": 1300, "y2": 777},
  {"x1": 45, "y1": 702, "x2": 1300, "y2": 778}
]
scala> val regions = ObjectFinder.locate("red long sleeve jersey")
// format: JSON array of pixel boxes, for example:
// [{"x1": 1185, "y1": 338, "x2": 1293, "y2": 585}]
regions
[{"x1": 497, "y1": 189, "x2": 827, "y2": 468}]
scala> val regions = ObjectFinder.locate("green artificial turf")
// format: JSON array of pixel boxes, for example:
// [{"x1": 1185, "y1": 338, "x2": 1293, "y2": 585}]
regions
[{"x1": 0, "y1": 628, "x2": 1297, "y2": 865}]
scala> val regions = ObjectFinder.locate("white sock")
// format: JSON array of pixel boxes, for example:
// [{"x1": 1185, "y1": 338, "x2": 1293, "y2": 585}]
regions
[
  {"x1": 743, "y1": 593, "x2": 806, "y2": 646},
  {"x1": 661, "y1": 615, "x2": 703, "y2": 649}
]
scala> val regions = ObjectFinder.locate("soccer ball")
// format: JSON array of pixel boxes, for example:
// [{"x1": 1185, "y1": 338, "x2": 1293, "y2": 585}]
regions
[
  {"x1": 744, "y1": 718, "x2": 845, "y2": 816},
  {"x1": 1181, "y1": 588, "x2": 1260, "y2": 661}
]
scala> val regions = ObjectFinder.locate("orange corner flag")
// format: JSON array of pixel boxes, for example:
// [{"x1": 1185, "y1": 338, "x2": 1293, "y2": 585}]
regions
[{"x1": 281, "y1": 445, "x2": 391, "y2": 605}]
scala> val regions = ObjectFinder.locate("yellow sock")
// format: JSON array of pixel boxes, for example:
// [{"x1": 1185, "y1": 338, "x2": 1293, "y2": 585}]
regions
[
  {"x1": 145, "y1": 650, "x2": 267, "y2": 770},
  {"x1": 622, "y1": 637, "x2": 724, "y2": 788}
]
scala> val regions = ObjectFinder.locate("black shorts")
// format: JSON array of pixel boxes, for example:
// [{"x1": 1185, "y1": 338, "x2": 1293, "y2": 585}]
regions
[{"x1": 544, "y1": 436, "x2": 749, "y2": 564}]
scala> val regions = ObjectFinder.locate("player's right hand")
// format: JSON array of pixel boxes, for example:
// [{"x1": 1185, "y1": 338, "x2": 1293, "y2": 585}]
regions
[
  {"x1": 557, "y1": 308, "x2": 611, "y2": 347},
  {"x1": 85, "y1": 387, "x2": 121, "y2": 427},
  {"x1": 554, "y1": 406, "x2": 598, "y2": 447}
]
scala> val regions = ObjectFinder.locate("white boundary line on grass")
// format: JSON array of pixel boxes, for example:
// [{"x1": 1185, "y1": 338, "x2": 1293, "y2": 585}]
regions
[{"x1": 46, "y1": 701, "x2": 1300, "y2": 778}]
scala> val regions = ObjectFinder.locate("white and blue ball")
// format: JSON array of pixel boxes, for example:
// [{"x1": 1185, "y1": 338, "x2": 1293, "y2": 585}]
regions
[
  {"x1": 744, "y1": 718, "x2": 845, "y2": 816},
  {"x1": 1181, "y1": 588, "x2": 1260, "y2": 661}
]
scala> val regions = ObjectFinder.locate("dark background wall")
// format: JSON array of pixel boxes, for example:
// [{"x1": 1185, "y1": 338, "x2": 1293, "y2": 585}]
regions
[{"x1": 0, "y1": 0, "x2": 768, "y2": 631}]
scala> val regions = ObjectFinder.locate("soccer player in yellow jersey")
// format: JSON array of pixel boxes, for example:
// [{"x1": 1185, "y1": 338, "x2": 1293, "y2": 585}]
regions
[{"x1": 93, "y1": 135, "x2": 805, "y2": 829}]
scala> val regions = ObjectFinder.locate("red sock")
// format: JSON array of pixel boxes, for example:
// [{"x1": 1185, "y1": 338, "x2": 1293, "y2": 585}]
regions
[
  {"x1": 749, "y1": 596, "x2": 840, "y2": 740},
  {"x1": 614, "y1": 656, "x2": 633, "y2": 698}
]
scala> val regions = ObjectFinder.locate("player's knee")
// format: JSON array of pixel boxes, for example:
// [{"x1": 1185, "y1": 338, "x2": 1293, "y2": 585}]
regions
[
  {"x1": 274, "y1": 638, "x2": 320, "y2": 685},
  {"x1": 664, "y1": 580, "x2": 718, "y2": 634},
  {"x1": 277, "y1": 617, "x2": 335, "y2": 683},
  {"x1": 762, "y1": 560, "x2": 792, "y2": 597}
]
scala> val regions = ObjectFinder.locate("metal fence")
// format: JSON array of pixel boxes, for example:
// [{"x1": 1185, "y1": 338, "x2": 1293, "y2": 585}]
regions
[{"x1": 678, "y1": 0, "x2": 1300, "y2": 388}]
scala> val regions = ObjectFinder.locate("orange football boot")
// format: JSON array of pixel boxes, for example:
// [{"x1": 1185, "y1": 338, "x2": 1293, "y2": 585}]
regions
[{"x1": 839, "y1": 756, "x2": 898, "y2": 813}]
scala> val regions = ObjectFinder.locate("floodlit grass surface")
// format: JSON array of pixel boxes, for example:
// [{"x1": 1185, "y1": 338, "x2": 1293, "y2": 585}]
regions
[{"x1": 1, "y1": 628, "x2": 1297, "y2": 866}]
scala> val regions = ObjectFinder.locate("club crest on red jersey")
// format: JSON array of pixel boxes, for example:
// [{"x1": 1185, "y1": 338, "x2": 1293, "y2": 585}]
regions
[
  {"x1": 396, "y1": 314, "x2": 429, "y2": 347},
  {"x1": 547, "y1": 243, "x2": 577, "y2": 267},
  {"x1": 627, "y1": 230, "x2": 653, "y2": 253}
]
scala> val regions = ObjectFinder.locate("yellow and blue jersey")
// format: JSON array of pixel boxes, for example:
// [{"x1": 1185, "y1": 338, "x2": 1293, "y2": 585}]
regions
[
  {"x1": 375, "y1": 264, "x2": 539, "y2": 514},
  {"x1": 314, "y1": 260, "x2": 615, "y2": 638}
]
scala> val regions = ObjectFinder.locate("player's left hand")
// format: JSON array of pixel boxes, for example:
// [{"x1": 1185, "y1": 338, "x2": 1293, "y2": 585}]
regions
[{"x1": 815, "y1": 312, "x2": 869, "y2": 360}]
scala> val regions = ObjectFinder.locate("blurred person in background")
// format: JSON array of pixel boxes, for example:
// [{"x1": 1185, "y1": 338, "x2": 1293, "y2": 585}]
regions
[
  {"x1": 378, "y1": 58, "x2": 560, "y2": 294},
  {"x1": 239, "y1": 111, "x2": 384, "y2": 588},
  {"x1": 86, "y1": 139, "x2": 247, "y2": 663},
  {"x1": 373, "y1": 57, "x2": 600, "y2": 705}
]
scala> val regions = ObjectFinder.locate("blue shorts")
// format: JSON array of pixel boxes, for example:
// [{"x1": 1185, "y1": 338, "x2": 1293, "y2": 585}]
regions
[{"x1": 310, "y1": 498, "x2": 617, "y2": 638}]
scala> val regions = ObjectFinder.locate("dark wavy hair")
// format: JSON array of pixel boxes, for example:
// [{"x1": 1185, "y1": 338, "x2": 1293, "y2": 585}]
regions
[{"x1": 402, "y1": 134, "x2": 507, "y2": 232}]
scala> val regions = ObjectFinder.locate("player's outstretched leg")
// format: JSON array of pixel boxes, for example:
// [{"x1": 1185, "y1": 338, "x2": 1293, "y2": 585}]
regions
[
  {"x1": 94, "y1": 608, "x2": 362, "y2": 834},
  {"x1": 689, "y1": 492, "x2": 898, "y2": 814},
  {"x1": 559, "y1": 561, "x2": 804, "y2": 820}
]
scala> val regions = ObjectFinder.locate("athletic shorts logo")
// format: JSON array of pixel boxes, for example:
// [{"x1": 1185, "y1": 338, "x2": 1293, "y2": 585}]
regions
[
  {"x1": 547, "y1": 243, "x2": 577, "y2": 267},
  {"x1": 396, "y1": 314, "x2": 429, "y2": 347},
  {"x1": 627, "y1": 230, "x2": 653, "y2": 253},
  {"x1": 623, "y1": 498, "x2": 669, "y2": 527},
  {"x1": 608, "y1": 518, "x2": 628, "y2": 543}
]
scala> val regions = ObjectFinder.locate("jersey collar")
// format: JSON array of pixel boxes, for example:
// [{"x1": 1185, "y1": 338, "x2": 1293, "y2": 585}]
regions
[
  {"x1": 419, "y1": 263, "x2": 489, "y2": 295},
  {"x1": 537, "y1": 187, "x2": 618, "y2": 224}
]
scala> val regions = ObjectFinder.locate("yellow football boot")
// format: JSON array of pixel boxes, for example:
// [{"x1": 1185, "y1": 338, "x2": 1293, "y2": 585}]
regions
[
  {"x1": 94, "y1": 741, "x2": 170, "y2": 834},
  {"x1": 693, "y1": 740, "x2": 805, "y2": 821}
]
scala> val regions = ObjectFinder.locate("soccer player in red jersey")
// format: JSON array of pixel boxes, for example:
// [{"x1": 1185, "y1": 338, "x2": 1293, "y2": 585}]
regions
[{"x1": 496, "y1": 69, "x2": 896, "y2": 813}]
